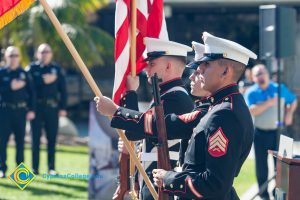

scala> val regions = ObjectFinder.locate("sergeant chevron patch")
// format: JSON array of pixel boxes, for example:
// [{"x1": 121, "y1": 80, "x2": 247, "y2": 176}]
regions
[
  {"x1": 178, "y1": 110, "x2": 201, "y2": 123},
  {"x1": 208, "y1": 127, "x2": 228, "y2": 157}
]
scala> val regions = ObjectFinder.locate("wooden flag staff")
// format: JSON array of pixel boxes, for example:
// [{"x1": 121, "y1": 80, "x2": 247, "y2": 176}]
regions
[
  {"x1": 39, "y1": 0, "x2": 158, "y2": 199},
  {"x1": 129, "y1": 0, "x2": 137, "y2": 179}
]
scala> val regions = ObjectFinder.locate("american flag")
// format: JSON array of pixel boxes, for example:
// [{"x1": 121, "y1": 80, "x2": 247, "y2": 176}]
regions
[{"x1": 113, "y1": 0, "x2": 169, "y2": 104}]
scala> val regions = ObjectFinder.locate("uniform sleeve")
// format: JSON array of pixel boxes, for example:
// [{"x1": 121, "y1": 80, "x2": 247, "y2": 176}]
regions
[
  {"x1": 58, "y1": 67, "x2": 67, "y2": 110},
  {"x1": 111, "y1": 90, "x2": 195, "y2": 141},
  {"x1": 111, "y1": 106, "x2": 207, "y2": 141},
  {"x1": 162, "y1": 110, "x2": 244, "y2": 199},
  {"x1": 281, "y1": 84, "x2": 296, "y2": 105},
  {"x1": 0, "y1": 74, "x2": 11, "y2": 93},
  {"x1": 25, "y1": 72, "x2": 36, "y2": 111},
  {"x1": 111, "y1": 107, "x2": 146, "y2": 141},
  {"x1": 163, "y1": 108, "x2": 207, "y2": 140},
  {"x1": 121, "y1": 90, "x2": 142, "y2": 140},
  {"x1": 120, "y1": 90, "x2": 139, "y2": 110}
]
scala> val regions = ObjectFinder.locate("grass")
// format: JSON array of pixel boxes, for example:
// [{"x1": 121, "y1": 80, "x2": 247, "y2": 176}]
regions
[
  {"x1": 0, "y1": 144, "x2": 88, "y2": 200},
  {"x1": 234, "y1": 158, "x2": 256, "y2": 196},
  {"x1": 0, "y1": 144, "x2": 256, "y2": 199}
]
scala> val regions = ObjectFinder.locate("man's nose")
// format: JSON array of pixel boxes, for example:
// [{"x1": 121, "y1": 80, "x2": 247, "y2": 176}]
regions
[{"x1": 189, "y1": 73, "x2": 195, "y2": 81}]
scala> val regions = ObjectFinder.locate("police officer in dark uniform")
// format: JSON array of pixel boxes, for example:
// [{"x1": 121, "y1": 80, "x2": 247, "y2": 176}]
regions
[
  {"x1": 26, "y1": 43, "x2": 67, "y2": 175},
  {"x1": 152, "y1": 32, "x2": 257, "y2": 200},
  {"x1": 0, "y1": 46, "x2": 36, "y2": 178},
  {"x1": 96, "y1": 38, "x2": 196, "y2": 200}
]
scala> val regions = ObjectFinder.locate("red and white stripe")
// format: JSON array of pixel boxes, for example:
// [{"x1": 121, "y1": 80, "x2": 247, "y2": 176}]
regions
[{"x1": 113, "y1": 0, "x2": 168, "y2": 104}]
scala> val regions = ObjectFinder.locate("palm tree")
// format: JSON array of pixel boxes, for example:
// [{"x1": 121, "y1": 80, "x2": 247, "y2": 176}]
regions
[{"x1": 0, "y1": 0, "x2": 114, "y2": 69}]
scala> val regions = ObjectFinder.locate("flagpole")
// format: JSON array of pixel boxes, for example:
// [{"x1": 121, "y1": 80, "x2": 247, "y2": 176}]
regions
[
  {"x1": 39, "y1": 0, "x2": 158, "y2": 199},
  {"x1": 129, "y1": 0, "x2": 137, "y2": 179},
  {"x1": 130, "y1": 0, "x2": 137, "y2": 77}
]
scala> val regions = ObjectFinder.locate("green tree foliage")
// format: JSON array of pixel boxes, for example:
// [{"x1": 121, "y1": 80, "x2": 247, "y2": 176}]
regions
[{"x1": 0, "y1": 0, "x2": 114, "y2": 69}]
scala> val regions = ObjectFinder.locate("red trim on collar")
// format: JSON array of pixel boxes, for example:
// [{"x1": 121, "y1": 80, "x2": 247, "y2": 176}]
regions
[
  {"x1": 212, "y1": 92, "x2": 239, "y2": 106},
  {"x1": 208, "y1": 83, "x2": 238, "y2": 98},
  {"x1": 195, "y1": 96, "x2": 208, "y2": 103},
  {"x1": 160, "y1": 85, "x2": 186, "y2": 96},
  {"x1": 159, "y1": 77, "x2": 181, "y2": 87}
]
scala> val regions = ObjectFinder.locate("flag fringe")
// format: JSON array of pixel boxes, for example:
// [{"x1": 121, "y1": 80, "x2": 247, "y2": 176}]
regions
[{"x1": 0, "y1": 0, "x2": 35, "y2": 29}]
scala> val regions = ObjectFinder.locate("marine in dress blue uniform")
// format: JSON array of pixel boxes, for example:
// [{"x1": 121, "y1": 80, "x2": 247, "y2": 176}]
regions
[
  {"x1": 96, "y1": 38, "x2": 197, "y2": 200},
  {"x1": 115, "y1": 41, "x2": 211, "y2": 166},
  {"x1": 152, "y1": 32, "x2": 257, "y2": 200}
]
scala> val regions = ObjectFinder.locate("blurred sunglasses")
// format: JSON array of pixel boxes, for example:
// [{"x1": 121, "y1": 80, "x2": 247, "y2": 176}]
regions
[
  {"x1": 41, "y1": 50, "x2": 52, "y2": 54},
  {"x1": 8, "y1": 54, "x2": 19, "y2": 58},
  {"x1": 254, "y1": 72, "x2": 266, "y2": 77}
]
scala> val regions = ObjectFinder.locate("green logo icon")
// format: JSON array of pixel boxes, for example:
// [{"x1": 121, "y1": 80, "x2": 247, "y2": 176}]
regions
[{"x1": 7, "y1": 162, "x2": 36, "y2": 190}]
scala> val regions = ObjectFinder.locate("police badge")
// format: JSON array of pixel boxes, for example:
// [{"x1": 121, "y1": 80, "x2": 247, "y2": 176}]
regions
[
  {"x1": 51, "y1": 68, "x2": 57, "y2": 74},
  {"x1": 19, "y1": 72, "x2": 26, "y2": 80}
]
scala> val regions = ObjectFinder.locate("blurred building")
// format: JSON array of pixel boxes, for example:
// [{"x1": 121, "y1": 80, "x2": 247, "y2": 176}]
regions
[{"x1": 67, "y1": 0, "x2": 300, "y2": 138}]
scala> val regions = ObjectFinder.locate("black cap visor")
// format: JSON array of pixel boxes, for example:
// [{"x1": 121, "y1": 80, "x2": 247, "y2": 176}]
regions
[
  {"x1": 142, "y1": 51, "x2": 167, "y2": 62},
  {"x1": 194, "y1": 53, "x2": 225, "y2": 66},
  {"x1": 186, "y1": 61, "x2": 200, "y2": 70}
]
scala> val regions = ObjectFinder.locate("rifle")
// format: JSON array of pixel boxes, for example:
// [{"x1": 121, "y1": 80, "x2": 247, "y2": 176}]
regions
[
  {"x1": 112, "y1": 152, "x2": 130, "y2": 200},
  {"x1": 113, "y1": 138, "x2": 139, "y2": 200},
  {"x1": 151, "y1": 73, "x2": 171, "y2": 200}
]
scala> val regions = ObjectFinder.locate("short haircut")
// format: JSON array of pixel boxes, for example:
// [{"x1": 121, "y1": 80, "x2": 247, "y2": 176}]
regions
[
  {"x1": 165, "y1": 55, "x2": 186, "y2": 66},
  {"x1": 218, "y1": 59, "x2": 246, "y2": 81}
]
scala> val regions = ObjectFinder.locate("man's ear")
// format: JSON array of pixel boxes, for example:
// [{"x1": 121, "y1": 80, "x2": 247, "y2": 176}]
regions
[
  {"x1": 166, "y1": 61, "x2": 171, "y2": 70},
  {"x1": 222, "y1": 67, "x2": 228, "y2": 76},
  {"x1": 220, "y1": 66, "x2": 228, "y2": 77}
]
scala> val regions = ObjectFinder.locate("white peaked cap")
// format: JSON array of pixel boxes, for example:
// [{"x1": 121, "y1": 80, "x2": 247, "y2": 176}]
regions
[
  {"x1": 196, "y1": 32, "x2": 257, "y2": 66},
  {"x1": 143, "y1": 37, "x2": 192, "y2": 62},
  {"x1": 192, "y1": 41, "x2": 205, "y2": 61},
  {"x1": 187, "y1": 41, "x2": 205, "y2": 69}
]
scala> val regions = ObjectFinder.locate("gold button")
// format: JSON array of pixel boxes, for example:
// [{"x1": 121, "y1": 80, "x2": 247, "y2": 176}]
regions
[
  {"x1": 170, "y1": 184, "x2": 173, "y2": 188},
  {"x1": 134, "y1": 115, "x2": 139, "y2": 119},
  {"x1": 180, "y1": 184, "x2": 183, "y2": 189},
  {"x1": 126, "y1": 113, "x2": 130, "y2": 117}
]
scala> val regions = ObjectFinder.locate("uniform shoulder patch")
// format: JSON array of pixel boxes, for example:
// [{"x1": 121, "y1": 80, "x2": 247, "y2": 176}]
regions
[
  {"x1": 178, "y1": 110, "x2": 201, "y2": 123},
  {"x1": 208, "y1": 127, "x2": 228, "y2": 157}
]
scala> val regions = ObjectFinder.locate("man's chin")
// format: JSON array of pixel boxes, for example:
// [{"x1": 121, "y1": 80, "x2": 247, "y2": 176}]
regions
[{"x1": 191, "y1": 92, "x2": 199, "y2": 97}]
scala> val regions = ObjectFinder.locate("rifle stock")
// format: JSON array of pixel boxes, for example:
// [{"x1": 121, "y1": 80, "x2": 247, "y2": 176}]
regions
[
  {"x1": 112, "y1": 153, "x2": 130, "y2": 200},
  {"x1": 151, "y1": 74, "x2": 171, "y2": 200}
]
